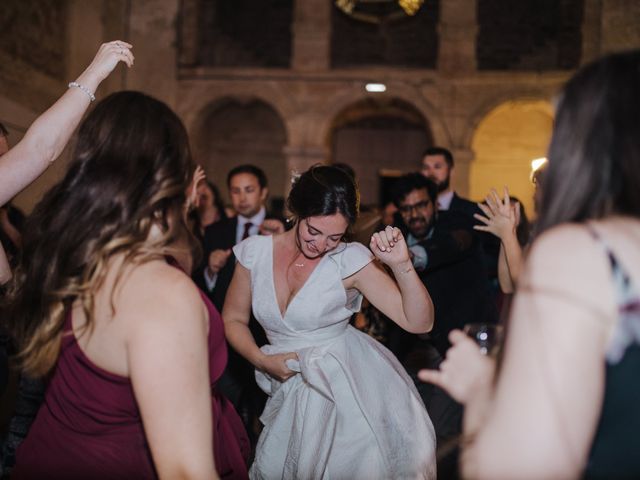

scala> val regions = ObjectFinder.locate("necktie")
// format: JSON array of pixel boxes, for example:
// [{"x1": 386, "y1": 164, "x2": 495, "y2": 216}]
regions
[{"x1": 242, "y1": 222, "x2": 253, "y2": 240}]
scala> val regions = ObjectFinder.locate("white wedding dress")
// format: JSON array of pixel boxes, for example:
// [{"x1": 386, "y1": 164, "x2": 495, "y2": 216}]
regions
[{"x1": 234, "y1": 235, "x2": 436, "y2": 480}]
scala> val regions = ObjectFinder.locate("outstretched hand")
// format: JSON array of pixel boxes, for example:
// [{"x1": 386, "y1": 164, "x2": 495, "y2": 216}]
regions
[
  {"x1": 418, "y1": 330, "x2": 495, "y2": 404},
  {"x1": 369, "y1": 225, "x2": 410, "y2": 268},
  {"x1": 474, "y1": 186, "x2": 519, "y2": 241},
  {"x1": 76, "y1": 40, "x2": 134, "y2": 89},
  {"x1": 208, "y1": 249, "x2": 232, "y2": 275}
]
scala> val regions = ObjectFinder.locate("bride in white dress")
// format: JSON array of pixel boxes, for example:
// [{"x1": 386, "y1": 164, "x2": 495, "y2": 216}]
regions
[{"x1": 223, "y1": 165, "x2": 437, "y2": 479}]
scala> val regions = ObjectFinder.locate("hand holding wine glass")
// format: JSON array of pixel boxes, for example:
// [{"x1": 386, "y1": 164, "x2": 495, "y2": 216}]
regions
[{"x1": 418, "y1": 329, "x2": 496, "y2": 404}]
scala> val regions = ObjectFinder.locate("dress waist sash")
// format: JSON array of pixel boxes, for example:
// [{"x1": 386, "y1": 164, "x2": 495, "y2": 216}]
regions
[{"x1": 265, "y1": 324, "x2": 350, "y2": 350}]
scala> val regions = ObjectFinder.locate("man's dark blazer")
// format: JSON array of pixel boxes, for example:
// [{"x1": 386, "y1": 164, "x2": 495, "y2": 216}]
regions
[
  {"x1": 193, "y1": 214, "x2": 286, "y2": 312},
  {"x1": 449, "y1": 192, "x2": 480, "y2": 219},
  {"x1": 391, "y1": 210, "x2": 498, "y2": 359},
  {"x1": 449, "y1": 192, "x2": 501, "y2": 283},
  {"x1": 193, "y1": 216, "x2": 239, "y2": 312},
  {"x1": 417, "y1": 210, "x2": 498, "y2": 355}
]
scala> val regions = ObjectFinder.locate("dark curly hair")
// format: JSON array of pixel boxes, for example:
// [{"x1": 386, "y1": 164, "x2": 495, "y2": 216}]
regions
[{"x1": 287, "y1": 164, "x2": 359, "y2": 227}]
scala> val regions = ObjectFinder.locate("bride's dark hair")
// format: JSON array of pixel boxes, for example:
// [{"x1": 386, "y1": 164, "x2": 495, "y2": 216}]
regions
[
  {"x1": 287, "y1": 164, "x2": 359, "y2": 227},
  {"x1": 3, "y1": 91, "x2": 195, "y2": 377}
]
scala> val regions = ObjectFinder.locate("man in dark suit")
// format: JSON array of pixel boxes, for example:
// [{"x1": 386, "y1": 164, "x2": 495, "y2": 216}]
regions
[
  {"x1": 390, "y1": 173, "x2": 498, "y2": 480},
  {"x1": 421, "y1": 147, "x2": 501, "y2": 305},
  {"x1": 195, "y1": 164, "x2": 283, "y2": 309},
  {"x1": 420, "y1": 147, "x2": 475, "y2": 215},
  {"x1": 193, "y1": 164, "x2": 283, "y2": 443}
]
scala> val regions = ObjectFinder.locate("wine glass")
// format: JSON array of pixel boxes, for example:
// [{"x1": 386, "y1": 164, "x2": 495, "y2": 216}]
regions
[{"x1": 463, "y1": 323, "x2": 504, "y2": 356}]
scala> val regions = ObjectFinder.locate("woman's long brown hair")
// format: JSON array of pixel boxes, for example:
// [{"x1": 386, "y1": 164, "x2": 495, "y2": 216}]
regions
[{"x1": 2, "y1": 91, "x2": 196, "y2": 377}]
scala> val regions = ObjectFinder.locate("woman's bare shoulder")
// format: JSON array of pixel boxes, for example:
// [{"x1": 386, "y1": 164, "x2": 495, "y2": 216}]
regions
[
  {"x1": 527, "y1": 223, "x2": 602, "y2": 269},
  {"x1": 117, "y1": 259, "x2": 205, "y2": 328},
  {"x1": 522, "y1": 223, "x2": 618, "y2": 319},
  {"x1": 524, "y1": 224, "x2": 610, "y2": 290}
]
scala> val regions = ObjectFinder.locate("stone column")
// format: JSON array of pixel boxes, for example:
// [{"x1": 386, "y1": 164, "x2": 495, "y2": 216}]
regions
[
  {"x1": 101, "y1": 0, "x2": 130, "y2": 94},
  {"x1": 178, "y1": 0, "x2": 200, "y2": 67},
  {"x1": 451, "y1": 147, "x2": 474, "y2": 197},
  {"x1": 581, "y1": 0, "x2": 603, "y2": 65},
  {"x1": 283, "y1": 145, "x2": 328, "y2": 194},
  {"x1": 437, "y1": 0, "x2": 478, "y2": 75},
  {"x1": 126, "y1": 0, "x2": 180, "y2": 108},
  {"x1": 66, "y1": 0, "x2": 106, "y2": 89},
  {"x1": 600, "y1": 0, "x2": 640, "y2": 54},
  {"x1": 291, "y1": 0, "x2": 331, "y2": 71},
  {"x1": 67, "y1": 0, "x2": 130, "y2": 96}
]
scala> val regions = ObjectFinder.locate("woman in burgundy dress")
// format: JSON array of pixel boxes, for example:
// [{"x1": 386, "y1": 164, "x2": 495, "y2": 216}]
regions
[{"x1": 4, "y1": 86, "x2": 249, "y2": 478}]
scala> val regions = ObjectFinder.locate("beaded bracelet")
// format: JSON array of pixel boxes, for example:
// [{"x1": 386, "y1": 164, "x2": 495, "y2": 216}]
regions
[
  {"x1": 394, "y1": 264, "x2": 413, "y2": 275},
  {"x1": 68, "y1": 81, "x2": 96, "y2": 102}
]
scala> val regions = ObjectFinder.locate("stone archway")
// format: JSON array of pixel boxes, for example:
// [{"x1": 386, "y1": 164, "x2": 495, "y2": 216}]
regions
[
  {"x1": 192, "y1": 97, "x2": 288, "y2": 209},
  {"x1": 327, "y1": 97, "x2": 434, "y2": 207},
  {"x1": 469, "y1": 99, "x2": 553, "y2": 215}
]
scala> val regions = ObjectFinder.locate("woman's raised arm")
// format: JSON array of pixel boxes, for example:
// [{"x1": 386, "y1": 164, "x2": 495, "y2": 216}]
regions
[{"x1": 0, "y1": 41, "x2": 134, "y2": 205}]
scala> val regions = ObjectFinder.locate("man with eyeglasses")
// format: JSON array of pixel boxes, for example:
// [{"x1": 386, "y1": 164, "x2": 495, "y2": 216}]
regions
[
  {"x1": 389, "y1": 172, "x2": 498, "y2": 479},
  {"x1": 389, "y1": 173, "x2": 497, "y2": 356}
]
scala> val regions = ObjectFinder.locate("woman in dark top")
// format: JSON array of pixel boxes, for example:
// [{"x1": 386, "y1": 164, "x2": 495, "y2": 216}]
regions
[{"x1": 420, "y1": 50, "x2": 640, "y2": 478}]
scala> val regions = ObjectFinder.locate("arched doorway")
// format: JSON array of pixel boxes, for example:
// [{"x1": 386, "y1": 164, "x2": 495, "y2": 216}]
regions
[
  {"x1": 193, "y1": 98, "x2": 288, "y2": 210},
  {"x1": 470, "y1": 99, "x2": 553, "y2": 216},
  {"x1": 328, "y1": 98, "x2": 433, "y2": 207}
]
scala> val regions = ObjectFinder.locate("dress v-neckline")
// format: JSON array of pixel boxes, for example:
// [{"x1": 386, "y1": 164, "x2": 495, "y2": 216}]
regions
[{"x1": 269, "y1": 235, "x2": 326, "y2": 319}]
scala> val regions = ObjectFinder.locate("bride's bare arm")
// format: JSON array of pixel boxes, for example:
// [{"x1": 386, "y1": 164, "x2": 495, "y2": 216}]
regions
[
  {"x1": 350, "y1": 226, "x2": 434, "y2": 334},
  {"x1": 223, "y1": 263, "x2": 297, "y2": 382}
]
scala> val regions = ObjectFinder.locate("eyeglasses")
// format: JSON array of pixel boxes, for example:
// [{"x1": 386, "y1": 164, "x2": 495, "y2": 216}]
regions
[{"x1": 398, "y1": 200, "x2": 431, "y2": 215}]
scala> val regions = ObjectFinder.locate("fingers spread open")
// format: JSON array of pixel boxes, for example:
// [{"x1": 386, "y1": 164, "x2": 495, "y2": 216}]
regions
[{"x1": 477, "y1": 202, "x2": 493, "y2": 218}]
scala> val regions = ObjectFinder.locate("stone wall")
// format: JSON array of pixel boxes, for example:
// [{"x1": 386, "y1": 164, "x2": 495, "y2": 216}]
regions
[{"x1": 3, "y1": 0, "x2": 640, "y2": 212}]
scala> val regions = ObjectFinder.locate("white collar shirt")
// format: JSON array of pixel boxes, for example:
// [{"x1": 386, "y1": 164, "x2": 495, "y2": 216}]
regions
[
  {"x1": 236, "y1": 207, "x2": 266, "y2": 244},
  {"x1": 437, "y1": 190, "x2": 454, "y2": 211}
]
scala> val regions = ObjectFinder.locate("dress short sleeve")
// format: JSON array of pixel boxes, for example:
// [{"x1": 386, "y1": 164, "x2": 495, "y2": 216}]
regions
[
  {"x1": 232, "y1": 235, "x2": 263, "y2": 270},
  {"x1": 333, "y1": 242, "x2": 374, "y2": 279}
]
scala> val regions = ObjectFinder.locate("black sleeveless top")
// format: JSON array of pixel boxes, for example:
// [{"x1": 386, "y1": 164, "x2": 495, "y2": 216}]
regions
[{"x1": 584, "y1": 228, "x2": 640, "y2": 478}]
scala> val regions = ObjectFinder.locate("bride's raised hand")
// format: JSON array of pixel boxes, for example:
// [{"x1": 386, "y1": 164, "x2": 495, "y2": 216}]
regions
[
  {"x1": 369, "y1": 225, "x2": 410, "y2": 268},
  {"x1": 259, "y1": 352, "x2": 299, "y2": 383}
]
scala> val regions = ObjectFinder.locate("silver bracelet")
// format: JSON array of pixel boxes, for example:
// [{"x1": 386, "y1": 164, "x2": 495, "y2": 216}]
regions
[
  {"x1": 68, "y1": 81, "x2": 95, "y2": 102},
  {"x1": 393, "y1": 264, "x2": 414, "y2": 275}
]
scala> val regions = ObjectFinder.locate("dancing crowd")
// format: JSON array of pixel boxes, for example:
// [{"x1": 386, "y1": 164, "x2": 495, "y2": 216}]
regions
[{"x1": 0, "y1": 40, "x2": 639, "y2": 479}]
